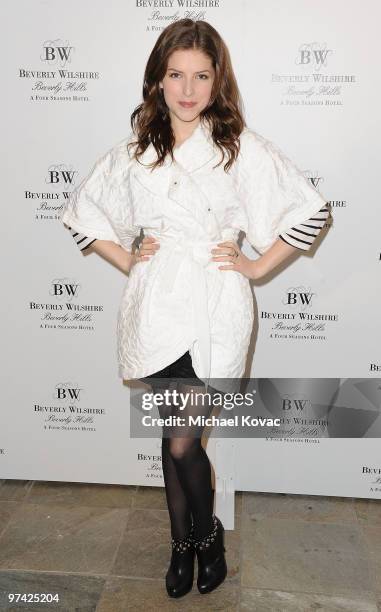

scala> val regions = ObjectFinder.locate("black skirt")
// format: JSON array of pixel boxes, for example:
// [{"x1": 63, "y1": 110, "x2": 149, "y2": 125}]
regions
[{"x1": 139, "y1": 351, "x2": 205, "y2": 388}]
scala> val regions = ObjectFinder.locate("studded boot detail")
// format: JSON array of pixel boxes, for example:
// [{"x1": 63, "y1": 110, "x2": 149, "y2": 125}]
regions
[
  {"x1": 165, "y1": 525, "x2": 195, "y2": 598},
  {"x1": 193, "y1": 514, "x2": 227, "y2": 595}
]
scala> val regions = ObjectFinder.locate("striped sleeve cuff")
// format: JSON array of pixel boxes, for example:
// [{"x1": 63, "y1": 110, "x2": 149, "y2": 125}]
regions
[
  {"x1": 278, "y1": 204, "x2": 330, "y2": 251},
  {"x1": 66, "y1": 226, "x2": 97, "y2": 251}
]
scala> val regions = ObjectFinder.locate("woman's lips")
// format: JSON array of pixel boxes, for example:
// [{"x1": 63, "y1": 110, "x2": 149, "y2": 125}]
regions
[{"x1": 179, "y1": 101, "x2": 197, "y2": 108}]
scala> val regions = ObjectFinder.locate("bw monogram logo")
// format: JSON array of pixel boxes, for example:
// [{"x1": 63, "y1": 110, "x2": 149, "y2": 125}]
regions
[
  {"x1": 50, "y1": 279, "x2": 81, "y2": 301},
  {"x1": 40, "y1": 39, "x2": 74, "y2": 68},
  {"x1": 295, "y1": 43, "x2": 333, "y2": 71},
  {"x1": 283, "y1": 287, "x2": 315, "y2": 310},
  {"x1": 46, "y1": 165, "x2": 77, "y2": 188},
  {"x1": 19, "y1": 39, "x2": 99, "y2": 103},
  {"x1": 282, "y1": 397, "x2": 311, "y2": 411},
  {"x1": 55, "y1": 383, "x2": 82, "y2": 401}
]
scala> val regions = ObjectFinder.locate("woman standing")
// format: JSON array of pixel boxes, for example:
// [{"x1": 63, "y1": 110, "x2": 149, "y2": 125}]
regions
[{"x1": 61, "y1": 19, "x2": 329, "y2": 599}]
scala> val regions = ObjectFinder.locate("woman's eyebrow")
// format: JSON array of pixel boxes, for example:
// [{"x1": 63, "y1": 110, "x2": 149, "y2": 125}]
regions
[{"x1": 167, "y1": 68, "x2": 211, "y2": 73}]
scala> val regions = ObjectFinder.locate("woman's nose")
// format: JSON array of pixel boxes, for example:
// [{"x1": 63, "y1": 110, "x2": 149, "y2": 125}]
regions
[{"x1": 183, "y1": 80, "x2": 194, "y2": 96}]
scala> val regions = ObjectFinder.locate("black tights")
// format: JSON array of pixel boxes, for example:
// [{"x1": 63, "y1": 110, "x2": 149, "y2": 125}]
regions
[{"x1": 154, "y1": 381, "x2": 215, "y2": 541}]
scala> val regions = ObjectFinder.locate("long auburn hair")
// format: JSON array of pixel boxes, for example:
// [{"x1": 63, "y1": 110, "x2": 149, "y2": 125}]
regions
[{"x1": 128, "y1": 19, "x2": 246, "y2": 173}]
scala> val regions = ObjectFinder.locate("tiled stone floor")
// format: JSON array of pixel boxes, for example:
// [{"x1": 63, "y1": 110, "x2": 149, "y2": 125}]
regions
[{"x1": 0, "y1": 480, "x2": 379, "y2": 611}]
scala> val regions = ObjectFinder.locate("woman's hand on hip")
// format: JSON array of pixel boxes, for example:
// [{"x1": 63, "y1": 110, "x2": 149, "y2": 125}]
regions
[
  {"x1": 132, "y1": 235, "x2": 160, "y2": 267},
  {"x1": 211, "y1": 241, "x2": 263, "y2": 280}
]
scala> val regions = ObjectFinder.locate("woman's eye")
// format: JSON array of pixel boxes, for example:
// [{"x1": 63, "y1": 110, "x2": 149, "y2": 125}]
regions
[{"x1": 168, "y1": 73, "x2": 209, "y2": 79}]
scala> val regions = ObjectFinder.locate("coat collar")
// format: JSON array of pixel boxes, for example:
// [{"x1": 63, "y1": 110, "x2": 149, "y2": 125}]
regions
[
  {"x1": 134, "y1": 117, "x2": 219, "y2": 176},
  {"x1": 172, "y1": 118, "x2": 218, "y2": 173}
]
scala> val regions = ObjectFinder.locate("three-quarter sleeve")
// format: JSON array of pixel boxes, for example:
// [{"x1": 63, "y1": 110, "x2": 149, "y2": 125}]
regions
[
  {"x1": 65, "y1": 227, "x2": 97, "y2": 251},
  {"x1": 235, "y1": 128, "x2": 330, "y2": 255},
  {"x1": 278, "y1": 203, "x2": 330, "y2": 251},
  {"x1": 60, "y1": 136, "x2": 138, "y2": 253}
]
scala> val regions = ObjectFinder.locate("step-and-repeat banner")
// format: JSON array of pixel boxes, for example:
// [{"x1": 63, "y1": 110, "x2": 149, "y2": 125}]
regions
[{"x1": 2, "y1": 0, "x2": 380, "y2": 501}]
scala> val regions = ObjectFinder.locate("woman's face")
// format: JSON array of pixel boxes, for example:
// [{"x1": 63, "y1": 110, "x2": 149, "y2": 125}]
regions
[{"x1": 159, "y1": 48, "x2": 215, "y2": 127}]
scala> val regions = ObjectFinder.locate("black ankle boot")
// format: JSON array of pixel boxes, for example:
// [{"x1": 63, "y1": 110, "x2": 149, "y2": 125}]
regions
[
  {"x1": 193, "y1": 514, "x2": 227, "y2": 595},
  {"x1": 165, "y1": 526, "x2": 195, "y2": 598}
]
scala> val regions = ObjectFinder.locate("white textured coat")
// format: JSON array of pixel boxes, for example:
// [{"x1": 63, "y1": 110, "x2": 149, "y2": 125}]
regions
[{"x1": 60, "y1": 119, "x2": 327, "y2": 390}]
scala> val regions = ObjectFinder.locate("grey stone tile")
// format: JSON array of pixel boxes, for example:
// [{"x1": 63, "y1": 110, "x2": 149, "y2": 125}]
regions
[
  {"x1": 0, "y1": 503, "x2": 129, "y2": 574},
  {"x1": 0, "y1": 481, "x2": 34, "y2": 502},
  {"x1": 242, "y1": 491, "x2": 357, "y2": 523},
  {"x1": 111, "y1": 508, "x2": 170, "y2": 579},
  {"x1": 0, "y1": 570, "x2": 104, "y2": 611},
  {"x1": 239, "y1": 587, "x2": 378, "y2": 611},
  {"x1": 0, "y1": 502, "x2": 19, "y2": 535},
  {"x1": 224, "y1": 509, "x2": 241, "y2": 582},
  {"x1": 27, "y1": 481, "x2": 137, "y2": 508},
  {"x1": 97, "y1": 575, "x2": 239, "y2": 611},
  {"x1": 355, "y1": 499, "x2": 381, "y2": 526},
  {"x1": 241, "y1": 516, "x2": 374, "y2": 595},
  {"x1": 132, "y1": 486, "x2": 167, "y2": 510},
  {"x1": 362, "y1": 525, "x2": 381, "y2": 595}
]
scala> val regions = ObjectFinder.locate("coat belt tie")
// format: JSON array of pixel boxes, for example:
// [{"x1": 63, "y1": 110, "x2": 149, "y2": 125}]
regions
[{"x1": 148, "y1": 237, "x2": 214, "y2": 392}]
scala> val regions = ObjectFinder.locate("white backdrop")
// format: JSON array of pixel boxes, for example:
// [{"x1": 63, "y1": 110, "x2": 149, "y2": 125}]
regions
[{"x1": 2, "y1": 0, "x2": 381, "y2": 512}]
